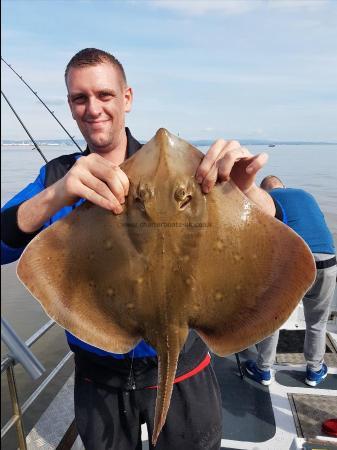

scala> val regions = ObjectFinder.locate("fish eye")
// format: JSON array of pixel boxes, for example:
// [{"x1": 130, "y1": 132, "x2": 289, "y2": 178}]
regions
[
  {"x1": 134, "y1": 183, "x2": 153, "y2": 211},
  {"x1": 174, "y1": 187, "x2": 186, "y2": 201},
  {"x1": 175, "y1": 186, "x2": 192, "y2": 209},
  {"x1": 137, "y1": 184, "x2": 153, "y2": 201}
]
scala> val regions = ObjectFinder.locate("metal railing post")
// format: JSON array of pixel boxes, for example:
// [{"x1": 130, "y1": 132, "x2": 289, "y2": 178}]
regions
[
  {"x1": 6, "y1": 365, "x2": 27, "y2": 450},
  {"x1": 1, "y1": 317, "x2": 45, "y2": 379},
  {"x1": 1, "y1": 320, "x2": 76, "y2": 448}
]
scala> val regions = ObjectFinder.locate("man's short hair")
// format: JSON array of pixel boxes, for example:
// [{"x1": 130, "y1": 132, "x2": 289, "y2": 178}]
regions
[
  {"x1": 65, "y1": 48, "x2": 127, "y2": 85},
  {"x1": 260, "y1": 175, "x2": 284, "y2": 190}
]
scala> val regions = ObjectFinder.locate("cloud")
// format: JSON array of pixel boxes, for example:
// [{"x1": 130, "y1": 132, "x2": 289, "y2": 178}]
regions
[
  {"x1": 150, "y1": 0, "x2": 256, "y2": 16},
  {"x1": 267, "y1": 0, "x2": 330, "y2": 11},
  {"x1": 150, "y1": 0, "x2": 331, "y2": 16}
]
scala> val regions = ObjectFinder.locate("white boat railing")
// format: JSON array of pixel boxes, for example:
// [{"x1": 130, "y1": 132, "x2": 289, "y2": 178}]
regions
[{"x1": 1, "y1": 319, "x2": 73, "y2": 450}]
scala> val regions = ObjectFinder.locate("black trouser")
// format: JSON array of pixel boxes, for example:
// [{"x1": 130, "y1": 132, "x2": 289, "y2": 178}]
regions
[{"x1": 74, "y1": 364, "x2": 222, "y2": 450}]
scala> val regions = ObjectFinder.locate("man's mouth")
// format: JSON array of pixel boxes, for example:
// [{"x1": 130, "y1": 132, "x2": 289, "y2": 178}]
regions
[
  {"x1": 85, "y1": 119, "x2": 110, "y2": 124},
  {"x1": 85, "y1": 120, "x2": 111, "y2": 131}
]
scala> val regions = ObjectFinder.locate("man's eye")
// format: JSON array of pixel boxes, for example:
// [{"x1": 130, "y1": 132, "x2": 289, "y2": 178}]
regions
[
  {"x1": 73, "y1": 96, "x2": 86, "y2": 104},
  {"x1": 100, "y1": 93, "x2": 113, "y2": 100}
]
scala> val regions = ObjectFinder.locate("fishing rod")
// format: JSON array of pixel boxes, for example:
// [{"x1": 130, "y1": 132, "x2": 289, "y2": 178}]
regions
[
  {"x1": 1, "y1": 57, "x2": 83, "y2": 153},
  {"x1": 1, "y1": 90, "x2": 48, "y2": 163}
]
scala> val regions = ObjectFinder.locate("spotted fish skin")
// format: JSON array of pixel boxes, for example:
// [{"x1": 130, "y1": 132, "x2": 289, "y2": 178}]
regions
[{"x1": 17, "y1": 128, "x2": 316, "y2": 445}]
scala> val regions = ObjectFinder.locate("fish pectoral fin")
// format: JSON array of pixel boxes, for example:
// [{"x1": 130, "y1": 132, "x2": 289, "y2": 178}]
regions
[
  {"x1": 194, "y1": 274, "x2": 307, "y2": 357},
  {"x1": 192, "y1": 211, "x2": 315, "y2": 357},
  {"x1": 16, "y1": 202, "x2": 144, "y2": 354}
]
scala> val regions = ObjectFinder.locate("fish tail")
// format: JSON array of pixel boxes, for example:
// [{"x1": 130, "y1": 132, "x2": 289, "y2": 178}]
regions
[{"x1": 151, "y1": 333, "x2": 184, "y2": 446}]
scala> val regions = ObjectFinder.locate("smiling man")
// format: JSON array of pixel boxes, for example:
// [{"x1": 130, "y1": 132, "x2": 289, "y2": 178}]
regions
[
  {"x1": 66, "y1": 54, "x2": 131, "y2": 160},
  {"x1": 1, "y1": 48, "x2": 277, "y2": 449}
]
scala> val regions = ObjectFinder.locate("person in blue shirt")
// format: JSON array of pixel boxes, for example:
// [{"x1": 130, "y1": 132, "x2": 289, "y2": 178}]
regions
[
  {"x1": 1, "y1": 48, "x2": 277, "y2": 450},
  {"x1": 245, "y1": 175, "x2": 337, "y2": 387}
]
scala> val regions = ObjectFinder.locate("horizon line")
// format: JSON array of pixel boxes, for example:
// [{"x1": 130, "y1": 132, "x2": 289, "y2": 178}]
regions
[{"x1": 2, "y1": 138, "x2": 337, "y2": 146}]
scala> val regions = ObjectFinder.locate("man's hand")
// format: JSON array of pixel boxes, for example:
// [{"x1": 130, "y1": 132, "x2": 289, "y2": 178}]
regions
[
  {"x1": 195, "y1": 139, "x2": 275, "y2": 215},
  {"x1": 58, "y1": 153, "x2": 129, "y2": 214},
  {"x1": 195, "y1": 139, "x2": 268, "y2": 194},
  {"x1": 17, "y1": 154, "x2": 129, "y2": 234}
]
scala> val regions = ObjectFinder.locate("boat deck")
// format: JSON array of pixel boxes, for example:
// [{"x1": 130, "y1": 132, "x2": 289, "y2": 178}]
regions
[{"x1": 25, "y1": 330, "x2": 337, "y2": 450}]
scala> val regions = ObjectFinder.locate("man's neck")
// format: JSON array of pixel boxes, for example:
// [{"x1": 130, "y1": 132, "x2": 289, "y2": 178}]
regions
[{"x1": 88, "y1": 129, "x2": 128, "y2": 165}]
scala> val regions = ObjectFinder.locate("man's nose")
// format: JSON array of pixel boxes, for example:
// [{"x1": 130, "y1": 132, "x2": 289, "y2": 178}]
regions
[{"x1": 86, "y1": 98, "x2": 101, "y2": 117}]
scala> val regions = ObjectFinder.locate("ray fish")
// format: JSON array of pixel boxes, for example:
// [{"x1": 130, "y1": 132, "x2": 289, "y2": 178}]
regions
[{"x1": 17, "y1": 129, "x2": 316, "y2": 445}]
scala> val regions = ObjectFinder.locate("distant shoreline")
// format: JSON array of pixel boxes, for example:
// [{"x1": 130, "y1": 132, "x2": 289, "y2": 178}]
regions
[
  {"x1": 1, "y1": 143, "x2": 61, "y2": 147},
  {"x1": 2, "y1": 140, "x2": 337, "y2": 147}
]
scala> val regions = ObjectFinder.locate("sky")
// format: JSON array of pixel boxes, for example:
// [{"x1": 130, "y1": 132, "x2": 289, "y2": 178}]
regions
[{"x1": 1, "y1": 0, "x2": 337, "y2": 142}]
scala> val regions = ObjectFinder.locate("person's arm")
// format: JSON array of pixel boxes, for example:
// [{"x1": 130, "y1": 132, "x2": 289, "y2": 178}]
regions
[
  {"x1": 1, "y1": 167, "x2": 47, "y2": 264},
  {"x1": 195, "y1": 139, "x2": 275, "y2": 216},
  {"x1": 1, "y1": 153, "x2": 129, "y2": 264},
  {"x1": 17, "y1": 152, "x2": 129, "y2": 233},
  {"x1": 240, "y1": 184, "x2": 276, "y2": 216}
]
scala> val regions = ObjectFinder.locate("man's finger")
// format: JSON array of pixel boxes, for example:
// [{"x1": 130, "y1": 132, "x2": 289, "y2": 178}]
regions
[
  {"x1": 201, "y1": 164, "x2": 218, "y2": 193},
  {"x1": 114, "y1": 167, "x2": 130, "y2": 196},
  {"x1": 77, "y1": 183, "x2": 123, "y2": 214},
  {"x1": 80, "y1": 173, "x2": 123, "y2": 212},
  {"x1": 246, "y1": 153, "x2": 269, "y2": 174},
  {"x1": 195, "y1": 139, "x2": 227, "y2": 183},
  {"x1": 90, "y1": 165, "x2": 128, "y2": 203},
  {"x1": 104, "y1": 174, "x2": 127, "y2": 204},
  {"x1": 217, "y1": 147, "x2": 251, "y2": 181}
]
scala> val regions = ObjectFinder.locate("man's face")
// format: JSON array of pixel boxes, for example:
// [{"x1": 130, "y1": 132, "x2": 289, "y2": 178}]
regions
[{"x1": 66, "y1": 62, "x2": 132, "y2": 152}]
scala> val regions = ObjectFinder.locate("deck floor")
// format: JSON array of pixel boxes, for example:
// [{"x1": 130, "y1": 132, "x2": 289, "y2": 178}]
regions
[
  {"x1": 276, "y1": 330, "x2": 337, "y2": 367},
  {"x1": 213, "y1": 355, "x2": 276, "y2": 443},
  {"x1": 289, "y1": 393, "x2": 337, "y2": 438},
  {"x1": 25, "y1": 331, "x2": 337, "y2": 450}
]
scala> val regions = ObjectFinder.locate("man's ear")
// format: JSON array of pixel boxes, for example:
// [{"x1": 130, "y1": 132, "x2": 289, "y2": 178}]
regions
[{"x1": 124, "y1": 87, "x2": 133, "y2": 113}]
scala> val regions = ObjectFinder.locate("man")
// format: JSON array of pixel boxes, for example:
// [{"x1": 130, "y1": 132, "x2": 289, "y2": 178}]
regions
[
  {"x1": 1, "y1": 48, "x2": 276, "y2": 450},
  {"x1": 245, "y1": 175, "x2": 336, "y2": 387}
]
